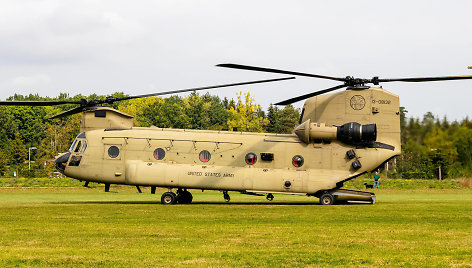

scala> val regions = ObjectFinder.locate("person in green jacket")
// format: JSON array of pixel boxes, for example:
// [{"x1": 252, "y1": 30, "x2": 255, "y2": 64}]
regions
[{"x1": 374, "y1": 170, "x2": 381, "y2": 189}]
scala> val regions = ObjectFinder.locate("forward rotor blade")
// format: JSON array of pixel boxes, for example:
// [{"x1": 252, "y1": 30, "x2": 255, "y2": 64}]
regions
[
  {"x1": 0, "y1": 100, "x2": 82, "y2": 106},
  {"x1": 217, "y1": 63, "x2": 346, "y2": 82},
  {"x1": 111, "y1": 77, "x2": 295, "y2": 102},
  {"x1": 49, "y1": 106, "x2": 85, "y2": 119},
  {"x1": 378, "y1": 75, "x2": 472, "y2": 83},
  {"x1": 275, "y1": 84, "x2": 347, "y2": 105}
]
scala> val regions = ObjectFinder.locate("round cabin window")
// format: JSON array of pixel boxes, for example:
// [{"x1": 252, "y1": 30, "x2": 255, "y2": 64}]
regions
[
  {"x1": 199, "y1": 150, "x2": 211, "y2": 162},
  {"x1": 245, "y1": 153, "x2": 257, "y2": 165},
  {"x1": 153, "y1": 148, "x2": 166, "y2": 160},
  {"x1": 292, "y1": 155, "x2": 304, "y2": 167},
  {"x1": 108, "y1": 146, "x2": 120, "y2": 158}
]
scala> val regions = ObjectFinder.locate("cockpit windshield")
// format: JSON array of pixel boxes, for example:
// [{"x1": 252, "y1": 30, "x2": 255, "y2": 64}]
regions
[
  {"x1": 69, "y1": 139, "x2": 78, "y2": 152},
  {"x1": 69, "y1": 133, "x2": 87, "y2": 152},
  {"x1": 74, "y1": 141, "x2": 83, "y2": 152}
]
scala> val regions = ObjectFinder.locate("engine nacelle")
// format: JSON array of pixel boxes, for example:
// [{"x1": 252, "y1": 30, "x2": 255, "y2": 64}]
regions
[{"x1": 294, "y1": 119, "x2": 377, "y2": 145}]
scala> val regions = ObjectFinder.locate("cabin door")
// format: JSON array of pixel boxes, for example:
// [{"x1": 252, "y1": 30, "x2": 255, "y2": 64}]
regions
[{"x1": 102, "y1": 138, "x2": 126, "y2": 183}]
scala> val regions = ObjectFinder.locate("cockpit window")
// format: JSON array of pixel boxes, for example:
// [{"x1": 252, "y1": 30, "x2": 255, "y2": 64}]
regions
[
  {"x1": 80, "y1": 141, "x2": 87, "y2": 152},
  {"x1": 69, "y1": 133, "x2": 87, "y2": 152},
  {"x1": 74, "y1": 141, "x2": 83, "y2": 152},
  {"x1": 69, "y1": 139, "x2": 78, "y2": 152},
  {"x1": 70, "y1": 139, "x2": 87, "y2": 153}
]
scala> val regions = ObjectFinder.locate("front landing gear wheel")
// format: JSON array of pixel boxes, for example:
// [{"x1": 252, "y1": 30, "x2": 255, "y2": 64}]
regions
[
  {"x1": 266, "y1": 193, "x2": 274, "y2": 201},
  {"x1": 320, "y1": 193, "x2": 334, "y2": 205},
  {"x1": 161, "y1": 192, "x2": 177, "y2": 205}
]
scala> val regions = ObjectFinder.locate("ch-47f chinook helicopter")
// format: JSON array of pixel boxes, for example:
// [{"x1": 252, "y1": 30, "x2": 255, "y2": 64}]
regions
[{"x1": 2, "y1": 65, "x2": 472, "y2": 205}]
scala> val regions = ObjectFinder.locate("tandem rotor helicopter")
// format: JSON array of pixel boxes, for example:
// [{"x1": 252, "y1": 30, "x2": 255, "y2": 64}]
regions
[{"x1": 2, "y1": 64, "x2": 472, "y2": 205}]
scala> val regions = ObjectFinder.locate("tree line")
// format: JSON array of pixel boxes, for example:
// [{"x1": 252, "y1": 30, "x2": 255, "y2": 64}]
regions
[
  {"x1": 0, "y1": 92, "x2": 471, "y2": 179},
  {"x1": 0, "y1": 92, "x2": 299, "y2": 177},
  {"x1": 396, "y1": 108, "x2": 472, "y2": 179}
]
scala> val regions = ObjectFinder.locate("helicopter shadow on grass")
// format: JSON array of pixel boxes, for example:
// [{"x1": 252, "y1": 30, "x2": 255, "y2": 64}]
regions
[
  {"x1": 52, "y1": 200, "x2": 365, "y2": 206},
  {"x1": 179, "y1": 201, "x2": 368, "y2": 206}
]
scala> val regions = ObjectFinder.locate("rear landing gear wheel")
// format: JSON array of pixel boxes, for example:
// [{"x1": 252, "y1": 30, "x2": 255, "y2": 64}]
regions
[
  {"x1": 266, "y1": 193, "x2": 274, "y2": 201},
  {"x1": 320, "y1": 193, "x2": 334, "y2": 205},
  {"x1": 177, "y1": 190, "x2": 193, "y2": 204},
  {"x1": 161, "y1": 192, "x2": 177, "y2": 205}
]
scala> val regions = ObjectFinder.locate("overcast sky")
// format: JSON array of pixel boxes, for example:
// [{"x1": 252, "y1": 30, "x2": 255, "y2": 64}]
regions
[{"x1": 1, "y1": 0, "x2": 471, "y2": 121}]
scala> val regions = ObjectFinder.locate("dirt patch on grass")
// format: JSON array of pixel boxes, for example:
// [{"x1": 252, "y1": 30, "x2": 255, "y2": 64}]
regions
[{"x1": 453, "y1": 178, "x2": 472, "y2": 187}]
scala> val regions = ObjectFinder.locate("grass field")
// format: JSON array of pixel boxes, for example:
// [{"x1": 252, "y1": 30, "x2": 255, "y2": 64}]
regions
[
  {"x1": 2, "y1": 176, "x2": 469, "y2": 190},
  {"x1": 0, "y1": 187, "x2": 471, "y2": 267}
]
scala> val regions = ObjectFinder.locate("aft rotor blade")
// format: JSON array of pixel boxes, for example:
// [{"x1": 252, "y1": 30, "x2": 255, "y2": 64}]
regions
[
  {"x1": 378, "y1": 75, "x2": 472, "y2": 83},
  {"x1": 217, "y1": 63, "x2": 346, "y2": 82},
  {"x1": 0, "y1": 100, "x2": 82, "y2": 106},
  {"x1": 275, "y1": 84, "x2": 347, "y2": 105},
  {"x1": 112, "y1": 77, "x2": 295, "y2": 102},
  {"x1": 49, "y1": 106, "x2": 85, "y2": 119}
]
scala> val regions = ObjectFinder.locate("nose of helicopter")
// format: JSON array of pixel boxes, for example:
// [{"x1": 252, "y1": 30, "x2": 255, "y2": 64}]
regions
[{"x1": 54, "y1": 152, "x2": 71, "y2": 174}]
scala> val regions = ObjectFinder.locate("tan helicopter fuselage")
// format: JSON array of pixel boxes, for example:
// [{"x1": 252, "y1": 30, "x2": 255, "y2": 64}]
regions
[{"x1": 60, "y1": 87, "x2": 401, "y2": 197}]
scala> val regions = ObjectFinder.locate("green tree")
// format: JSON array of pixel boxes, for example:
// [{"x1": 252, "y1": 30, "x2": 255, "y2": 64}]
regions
[
  {"x1": 0, "y1": 150, "x2": 7, "y2": 176},
  {"x1": 423, "y1": 127, "x2": 457, "y2": 179},
  {"x1": 143, "y1": 96, "x2": 190, "y2": 128},
  {"x1": 397, "y1": 140, "x2": 430, "y2": 179},
  {"x1": 451, "y1": 126, "x2": 472, "y2": 176},
  {"x1": 201, "y1": 93, "x2": 230, "y2": 130},
  {"x1": 265, "y1": 104, "x2": 300, "y2": 134},
  {"x1": 0, "y1": 106, "x2": 17, "y2": 148},
  {"x1": 266, "y1": 104, "x2": 280, "y2": 133},
  {"x1": 277, "y1": 105, "x2": 300, "y2": 134},
  {"x1": 118, "y1": 96, "x2": 159, "y2": 127},
  {"x1": 227, "y1": 92, "x2": 269, "y2": 132},
  {"x1": 9, "y1": 132, "x2": 27, "y2": 166},
  {"x1": 185, "y1": 92, "x2": 210, "y2": 129}
]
